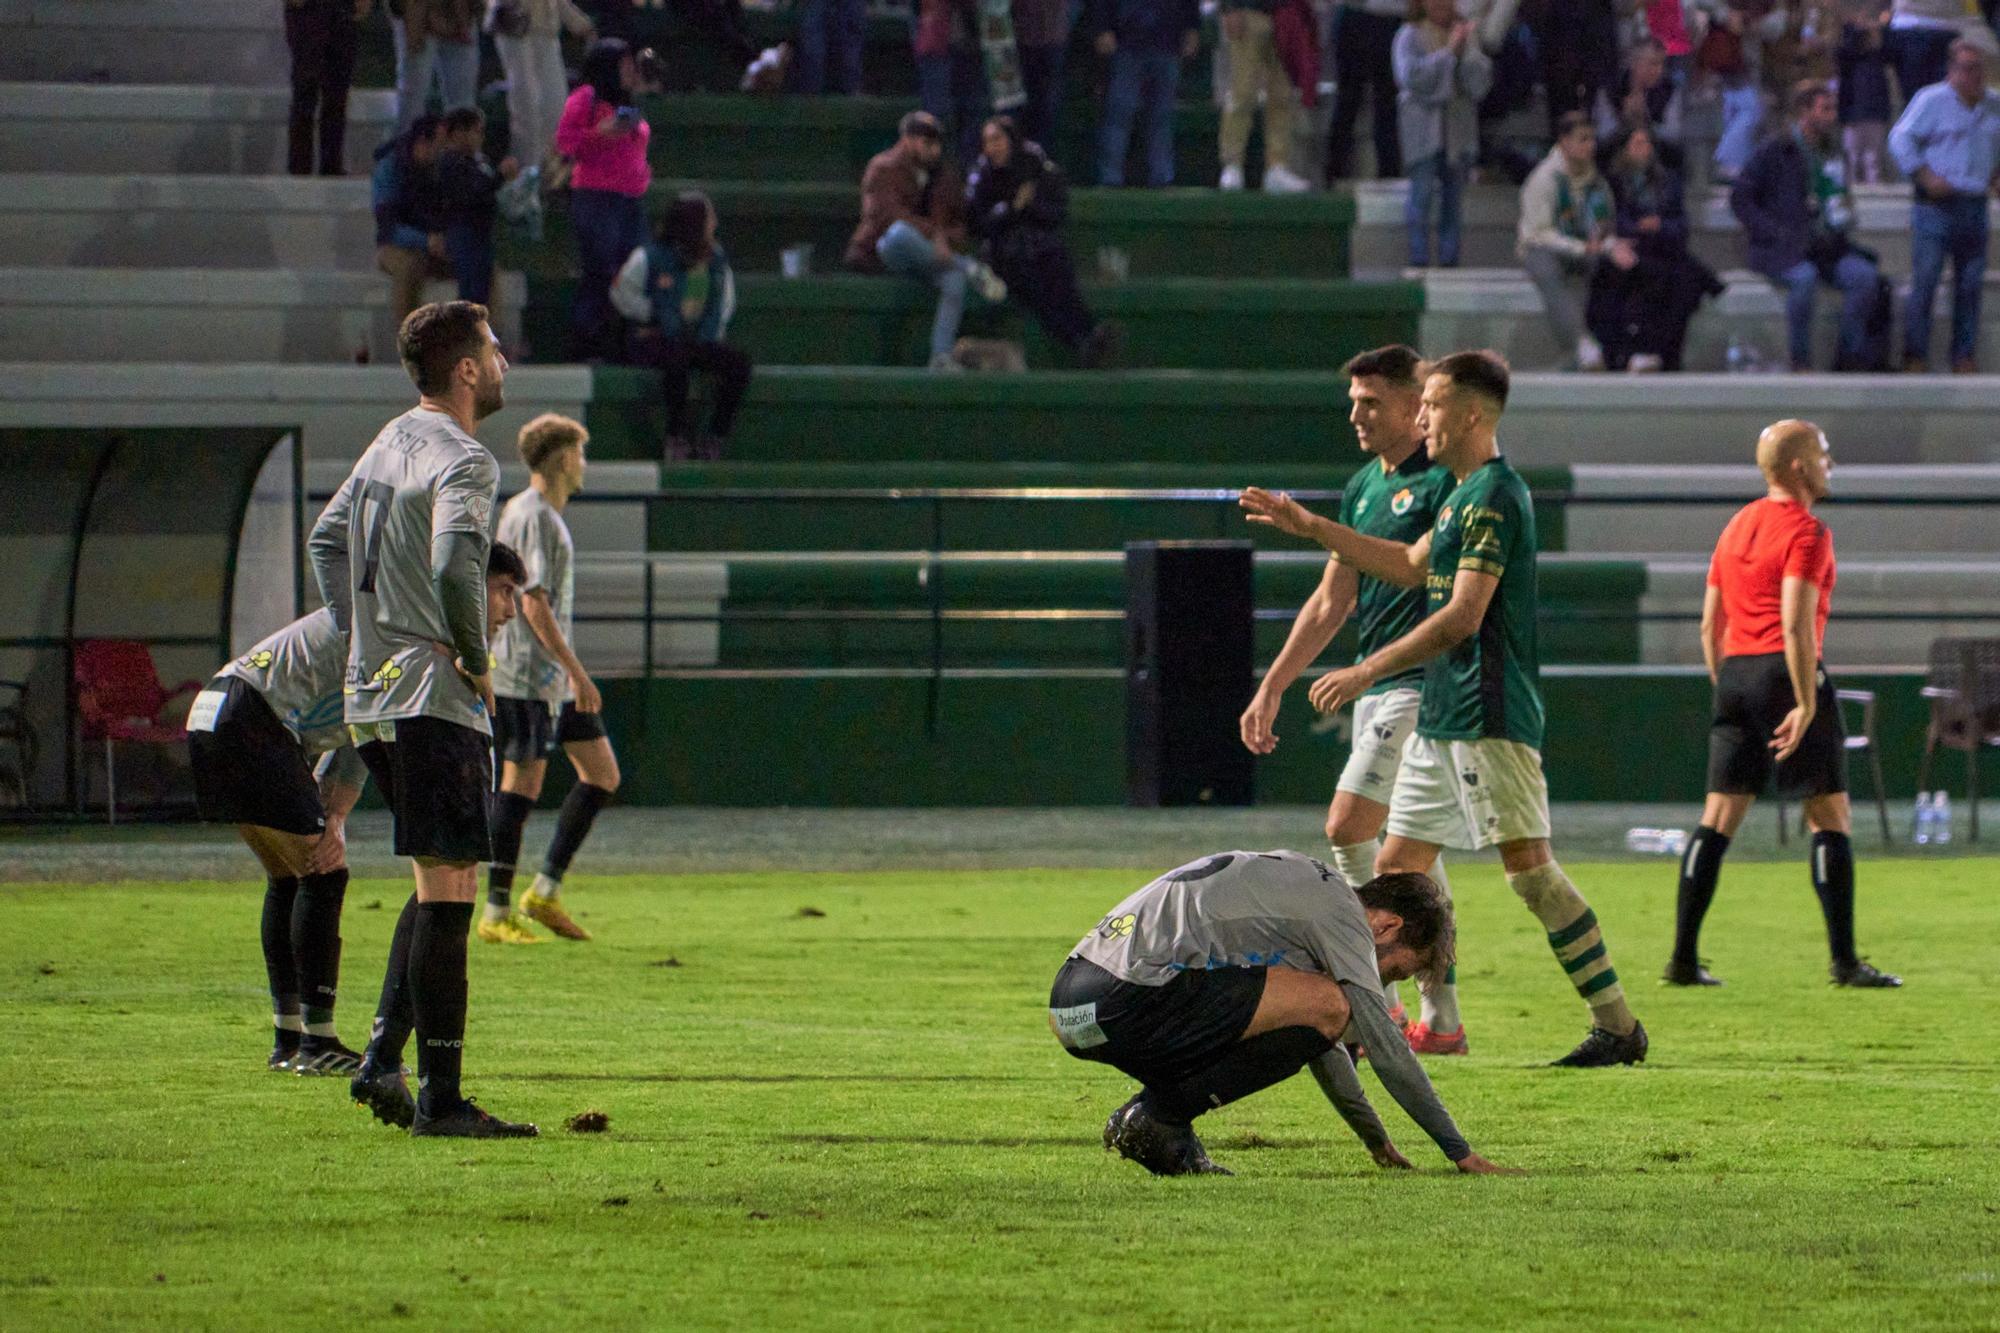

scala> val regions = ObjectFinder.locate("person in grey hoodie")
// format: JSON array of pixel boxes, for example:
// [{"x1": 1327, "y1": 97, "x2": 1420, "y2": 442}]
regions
[
  {"x1": 1517, "y1": 112, "x2": 1628, "y2": 369},
  {"x1": 1394, "y1": 0, "x2": 1493, "y2": 267}
]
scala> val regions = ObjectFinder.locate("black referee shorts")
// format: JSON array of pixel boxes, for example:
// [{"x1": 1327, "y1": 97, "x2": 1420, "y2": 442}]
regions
[
  {"x1": 356, "y1": 715, "x2": 494, "y2": 863},
  {"x1": 188, "y1": 676, "x2": 326, "y2": 836},
  {"x1": 1047, "y1": 956, "x2": 1266, "y2": 1088},
  {"x1": 1707, "y1": 652, "x2": 1847, "y2": 799},
  {"x1": 492, "y1": 695, "x2": 610, "y2": 764}
]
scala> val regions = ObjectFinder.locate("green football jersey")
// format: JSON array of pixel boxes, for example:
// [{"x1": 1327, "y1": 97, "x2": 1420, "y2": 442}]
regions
[
  {"x1": 1337, "y1": 450, "x2": 1454, "y2": 697},
  {"x1": 1417, "y1": 457, "x2": 1545, "y2": 748}
]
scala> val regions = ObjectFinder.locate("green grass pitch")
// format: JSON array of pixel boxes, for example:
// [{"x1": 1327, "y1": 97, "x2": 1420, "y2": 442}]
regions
[{"x1": 4, "y1": 854, "x2": 1997, "y2": 1329}]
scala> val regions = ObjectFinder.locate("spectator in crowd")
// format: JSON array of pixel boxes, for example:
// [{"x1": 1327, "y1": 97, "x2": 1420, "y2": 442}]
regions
[
  {"x1": 795, "y1": 0, "x2": 866, "y2": 93},
  {"x1": 1884, "y1": 0, "x2": 1961, "y2": 98},
  {"x1": 846, "y1": 111, "x2": 1009, "y2": 370},
  {"x1": 1394, "y1": 0, "x2": 1493, "y2": 268},
  {"x1": 1594, "y1": 36, "x2": 1685, "y2": 163},
  {"x1": 966, "y1": 116, "x2": 1125, "y2": 367},
  {"x1": 1013, "y1": 0, "x2": 1072, "y2": 148},
  {"x1": 1327, "y1": 0, "x2": 1408, "y2": 180},
  {"x1": 1090, "y1": 0, "x2": 1201, "y2": 186},
  {"x1": 373, "y1": 113, "x2": 451, "y2": 327},
  {"x1": 612, "y1": 192, "x2": 753, "y2": 459},
  {"x1": 1690, "y1": 0, "x2": 1790, "y2": 182},
  {"x1": 1534, "y1": 0, "x2": 1620, "y2": 131},
  {"x1": 1218, "y1": 0, "x2": 1310, "y2": 190},
  {"x1": 393, "y1": 0, "x2": 480, "y2": 135},
  {"x1": 1889, "y1": 38, "x2": 2000, "y2": 371},
  {"x1": 1731, "y1": 80, "x2": 1884, "y2": 371},
  {"x1": 913, "y1": 0, "x2": 991, "y2": 164},
  {"x1": 490, "y1": 0, "x2": 597, "y2": 176},
  {"x1": 1518, "y1": 112, "x2": 1621, "y2": 369},
  {"x1": 286, "y1": 0, "x2": 368, "y2": 177},
  {"x1": 1838, "y1": 5, "x2": 1894, "y2": 182},
  {"x1": 1589, "y1": 123, "x2": 1727, "y2": 369},
  {"x1": 1640, "y1": 0, "x2": 1695, "y2": 83},
  {"x1": 556, "y1": 38, "x2": 655, "y2": 359},
  {"x1": 437, "y1": 107, "x2": 517, "y2": 315}
]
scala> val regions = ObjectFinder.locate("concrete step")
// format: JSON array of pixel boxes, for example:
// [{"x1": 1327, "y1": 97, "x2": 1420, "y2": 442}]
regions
[
  {"x1": 1420, "y1": 266, "x2": 2000, "y2": 375},
  {"x1": 1565, "y1": 464, "x2": 2000, "y2": 556},
  {"x1": 1353, "y1": 180, "x2": 1958, "y2": 278},
  {"x1": 0, "y1": 84, "x2": 397, "y2": 177},
  {"x1": 0, "y1": 0, "x2": 292, "y2": 86},
  {"x1": 0, "y1": 174, "x2": 379, "y2": 269},
  {"x1": 0, "y1": 267, "x2": 525, "y2": 364}
]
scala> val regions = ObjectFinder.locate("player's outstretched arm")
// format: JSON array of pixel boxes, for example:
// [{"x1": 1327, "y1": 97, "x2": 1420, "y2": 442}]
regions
[
  {"x1": 1310, "y1": 568, "x2": 1499, "y2": 715},
  {"x1": 518, "y1": 588, "x2": 601, "y2": 714},
  {"x1": 1239, "y1": 488, "x2": 1427, "y2": 588},
  {"x1": 1242, "y1": 560, "x2": 1358, "y2": 754},
  {"x1": 1342, "y1": 983, "x2": 1520, "y2": 1172},
  {"x1": 1306, "y1": 1045, "x2": 1410, "y2": 1168}
]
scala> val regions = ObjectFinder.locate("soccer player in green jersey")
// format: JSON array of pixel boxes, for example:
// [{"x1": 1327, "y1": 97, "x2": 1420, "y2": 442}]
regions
[
  {"x1": 1239, "y1": 345, "x2": 1468, "y2": 1055},
  {"x1": 1241, "y1": 350, "x2": 1648, "y2": 1067}
]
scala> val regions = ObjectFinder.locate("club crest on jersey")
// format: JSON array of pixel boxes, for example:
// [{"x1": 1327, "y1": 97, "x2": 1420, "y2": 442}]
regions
[
  {"x1": 1391, "y1": 488, "x2": 1415, "y2": 516},
  {"x1": 1354, "y1": 498, "x2": 1369, "y2": 516},
  {"x1": 1437, "y1": 505, "x2": 1454, "y2": 529},
  {"x1": 466, "y1": 493, "x2": 492, "y2": 529}
]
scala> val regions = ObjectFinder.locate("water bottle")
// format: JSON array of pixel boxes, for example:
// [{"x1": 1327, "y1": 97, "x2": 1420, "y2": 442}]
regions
[
  {"x1": 1726, "y1": 336, "x2": 1750, "y2": 374},
  {"x1": 1913, "y1": 791, "x2": 1935, "y2": 845},
  {"x1": 1625, "y1": 827, "x2": 1690, "y2": 856},
  {"x1": 1936, "y1": 791, "x2": 1953, "y2": 845}
]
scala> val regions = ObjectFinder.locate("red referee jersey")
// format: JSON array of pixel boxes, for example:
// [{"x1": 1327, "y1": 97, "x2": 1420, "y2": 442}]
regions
[{"x1": 1707, "y1": 496, "x2": 1835, "y2": 657}]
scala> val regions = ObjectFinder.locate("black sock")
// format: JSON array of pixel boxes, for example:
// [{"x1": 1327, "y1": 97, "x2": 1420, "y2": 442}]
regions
[
  {"x1": 261, "y1": 875, "x2": 301, "y2": 1024},
  {"x1": 1810, "y1": 830, "x2": 1858, "y2": 966},
  {"x1": 1143, "y1": 1026, "x2": 1334, "y2": 1125},
  {"x1": 410, "y1": 900, "x2": 474, "y2": 1113},
  {"x1": 487, "y1": 791, "x2": 535, "y2": 910},
  {"x1": 1671, "y1": 826, "x2": 1731, "y2": 967},
  {"x1": 293, "y1": 868, "x2": 347, "y2": 1030},
  {"x1": 541, "y1": 783, "x2": 613, "y2": 882},
  {"x1": 367, "y1": 893, "x2": 419, "y2": 1067}
]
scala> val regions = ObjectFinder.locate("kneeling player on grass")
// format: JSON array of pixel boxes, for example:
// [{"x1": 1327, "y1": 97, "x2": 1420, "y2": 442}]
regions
[
  {"x1": 188, "y1": 607, "x2": 368, "y2": 1074},
  {"x1": 1050, "y1": 851, "x2": 1515, "y2": 1178},
  {"x1": 482, "y1": 412, "x2": 619, "y2": 945}
]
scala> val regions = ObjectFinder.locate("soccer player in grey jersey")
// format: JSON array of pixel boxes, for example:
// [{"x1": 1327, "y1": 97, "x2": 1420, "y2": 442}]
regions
[
  {"x1": 187, "y1": 606, "x2": 368, "y2": 1074},
  {"x1": 1051, "y1": 851, "x2": 1515, "y2": 1177},
  {"x1": 308, "y1": 300, "x2": 535, "y2": 1139},
  {"x1": 483, "y1": 413, "x2": 620, "y2": 945}
]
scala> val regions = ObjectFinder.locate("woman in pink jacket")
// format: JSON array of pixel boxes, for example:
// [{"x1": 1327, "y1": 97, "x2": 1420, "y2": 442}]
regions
[{"x1": 557, "y1": 38, "x2": 653, "y2": 358}]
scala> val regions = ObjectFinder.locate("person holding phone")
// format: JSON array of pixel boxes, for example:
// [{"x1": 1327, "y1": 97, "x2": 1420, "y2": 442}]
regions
[{"x1": 556, "y1": 38, "x2": 654, "y2": 359}]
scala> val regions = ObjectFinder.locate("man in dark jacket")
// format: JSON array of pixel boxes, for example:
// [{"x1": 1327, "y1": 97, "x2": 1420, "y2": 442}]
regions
[
  {"x1": 436, "y1": 107, "x2": 519, "y2": 311},
  {"x1": 966, "y1": 115, "x2": 1122, "y2": 367},
  {"x1": 1089, "y1": 0, "x2": 1200, "y2": 186},
  {"x1": 372, "y1": 113, "x2": 450, "y2": 327},
  {"x1": 1729, "y1": 80, "x2": 1884, "y2": 373}
]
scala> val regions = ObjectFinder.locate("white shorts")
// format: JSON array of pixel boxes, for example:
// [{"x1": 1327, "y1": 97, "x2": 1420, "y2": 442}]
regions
[
  {"x1": 1335, "y1": 687, "x2": 1421, "y2": 805},
  {"x1": 1385, "y1": 734, "x2": 1553, "y2": 851}
]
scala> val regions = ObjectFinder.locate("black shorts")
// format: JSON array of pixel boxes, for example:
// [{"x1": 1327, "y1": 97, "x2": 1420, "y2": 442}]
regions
[
  {"x1": 356, "y1": 715, "x2": 494, "y2": 863},
  {"x1": 492, "y1": 695, "x2": 609, "y2": 764},
  {"x1": 1047, "y1": 955, "x2": 1266, "y2": 1087},
  {"x1": 188, "y1": 677, "x2": 326, "y2": 836},
  {"x1": 1707, "y1": 653, "x2": 1848, "y2": 799}
]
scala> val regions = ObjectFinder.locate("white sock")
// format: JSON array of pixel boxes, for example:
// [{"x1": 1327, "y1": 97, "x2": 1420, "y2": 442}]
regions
[
  {"x1": 530, "y1": 872, "x2": 561, "y2": 901},
  {"x1": 481, "y1": 901, "x2": 508, "y2": 923},
  {"x1": 1416, "y1": 856, "x2": 1462, "y2": 1033}
]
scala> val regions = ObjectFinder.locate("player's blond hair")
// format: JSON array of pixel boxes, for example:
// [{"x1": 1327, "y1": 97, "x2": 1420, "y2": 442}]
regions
[
  {"x1": 1755, "y1": 419, "x2": 1823, "y2": 480},
  {"x1": 517, "y1": 413, "x2": 589, "y2": 473}
]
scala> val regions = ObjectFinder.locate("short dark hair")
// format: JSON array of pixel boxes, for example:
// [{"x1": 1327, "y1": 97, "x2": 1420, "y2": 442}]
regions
[
  {"x1": 899, "y1": 109, "x2": 943, "y2": 142},
  {"x1": 1791, "y1": 78, "x2": 1833, "y2": 115},
  {"x1": 442, "y1": 106, "x2": 485, "y2": 136},
  {"x1": 656, "y1": 189, "x2": 715, "y2": 259},
  {"x1": 398, "y1": 300, "x2": 490, "y2": 396},
  {"x1": 409, "y1": 112, "x2": 444, "y2": 144},
  {"x1": 488, "y1": 541, "x2": 527, "y2": 584},
  {"x1": 1355, "y1": 871, "x2": 1457, "y2": 986},
  {"x1": 1555, "y1": 110, "x2": 1593, "y2": 140},
  {"x1": 1428, "y1": 348, "x2": 1511, "y2": 410},
  {"x1": 1342, "y1": 344, "x2": 1425, "y2": 387}
]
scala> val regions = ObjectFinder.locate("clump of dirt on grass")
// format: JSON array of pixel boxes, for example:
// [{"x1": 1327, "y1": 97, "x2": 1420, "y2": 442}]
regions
[{"x1": 566, "y1": 1109, "x2": 611, "y2": 1134}]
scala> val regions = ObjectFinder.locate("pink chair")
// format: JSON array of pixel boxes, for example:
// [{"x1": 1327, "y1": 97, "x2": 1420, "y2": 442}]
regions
[{"x1": 73, "y1": 640, "x2": 201, "y2": 824}]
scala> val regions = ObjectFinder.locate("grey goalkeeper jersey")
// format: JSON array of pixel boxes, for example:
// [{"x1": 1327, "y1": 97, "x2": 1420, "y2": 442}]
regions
[
  {"x1": 491, "y1": 486, "x2": 574, "y2": 705},
  {"x1": 310, "y1": 406, "x2": 499, "y2": 735},
  {"x1": 1071, "y1": 850, "x2": 1471, "y2": 1162},
  {"x1": 217, "y1": 608, "x2": 350, "y2": 757}
]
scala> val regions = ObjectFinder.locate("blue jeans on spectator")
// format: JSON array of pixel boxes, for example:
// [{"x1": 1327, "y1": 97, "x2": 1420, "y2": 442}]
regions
[
  {"x1": 1713, "y1": 77, "x2": 1763, "y2": 179},
  {"x1": 876, "y1": 220, "x2": 976, "y2": 364},
  {"x1": 1099, "y1": 48, "x2": 1181, "y2": 186},
  {"x1": 392, "y1": 23, "x2": 478, "y2": 133},
  {"x1": 570, "y1": 188, "x2": 647, "y2": 359},
  {"x1": 1906, "y1": 196, "x2": 1989, "y2": 367},
  {"x1": 1778, "y1": 252, "x2": 1878, "y2": 370},
  {"x1": 1405, "y1": 152, "x2": 1465, "y2": 267},
  {"x1": 795, "y1": 0, "x2": 866, "y2": 93}
]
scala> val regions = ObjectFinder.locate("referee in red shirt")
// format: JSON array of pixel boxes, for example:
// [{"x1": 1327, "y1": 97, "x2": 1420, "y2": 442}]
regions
[{"x1": 1664, "y1": 420, "x2": 1900, "y2": 989}]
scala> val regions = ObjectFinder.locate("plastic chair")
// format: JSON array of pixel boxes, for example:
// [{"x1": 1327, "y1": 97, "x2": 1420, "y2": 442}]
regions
[
  {"x1": 72, "y1": 640, "x2": 201, "y2": 824},
  {"x1": 1776, "y1": 688, "x2": 1889, "y2": 846},
  {"x1": 1916, "y1": 637, "x2": 2000, "y2": 843}
]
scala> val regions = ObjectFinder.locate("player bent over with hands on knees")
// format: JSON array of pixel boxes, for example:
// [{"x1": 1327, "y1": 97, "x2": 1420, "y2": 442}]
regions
[
  {"x1": 186, "y1": 606, "x2": 371, "y2": 1075},
  {"x1": 310, "y1": 299, "x2": 537, "y2": 1139},
  {"x1": 1665, "y1": 419, "x2": 1900, "y2": 989},
  {"x1": 1241, "y1": 349, "x2": 1648, "y2": 1068},
  {"x1": 1240, "y1": 344, "x2": 1467, "y2": 1055},
  {"x1": 1050, "y1": 850, "x2": 1516, "y2": 1178}
]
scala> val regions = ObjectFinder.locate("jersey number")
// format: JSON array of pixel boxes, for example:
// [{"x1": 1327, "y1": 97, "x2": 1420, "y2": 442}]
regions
[{"x1": 353, "y1": 480, "x2": 398, "y2": 595}]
